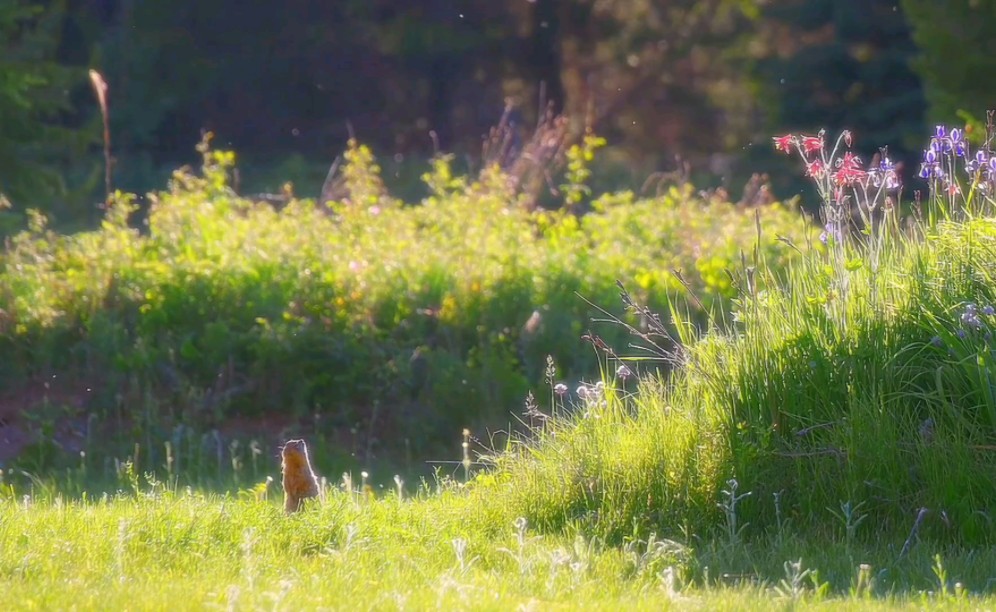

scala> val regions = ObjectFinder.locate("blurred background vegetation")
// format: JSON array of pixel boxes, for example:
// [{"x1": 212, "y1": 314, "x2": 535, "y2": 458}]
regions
[
  {"x1": 2, "y1": 0, "x2": 993, "y2": 225},
  {"x1": 3, "y1": 0, "x2": 996, "y2": 481}
]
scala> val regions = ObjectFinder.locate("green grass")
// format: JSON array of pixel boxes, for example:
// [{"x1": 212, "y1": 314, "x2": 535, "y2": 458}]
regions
[
  {"x1": 3, "y1": 208, "x2": 996, "y2": 608},
  {"x1": 5, "y1": 128, "x2": 996, "y2": 607},
  {"x1": 461, "y1": 214, "x2": 996, "y2": 548},
  {"x1": 0, "y1": 486, "x2": 992, "y2": 610}
]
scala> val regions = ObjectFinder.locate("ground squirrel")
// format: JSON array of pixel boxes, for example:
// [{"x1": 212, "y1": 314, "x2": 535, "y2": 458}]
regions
[{"x1": 280, "y1": 439, "x2": 320, "y2": 513}]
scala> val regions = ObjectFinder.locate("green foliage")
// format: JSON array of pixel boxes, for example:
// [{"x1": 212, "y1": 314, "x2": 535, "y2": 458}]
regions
[
  {"x1": 0, "y1": 481, "x2": 994, "y2": 607},
  {"x1": 902, "y1": 0, "x2": 996, "y2": 127},
  {"x1": 562, "y1": 133, "x2": 607, "y2": 209},
  {"x1": 0, "y1": 138, "x2": 810, "y2": 464},
  {"x1": 477, "y1": 129, "x2": 996, "y2": 549},
  {"x1": 0, "y1": 0, "x2": 91, "y2": 207},
  {"x1": 756, "y1": 0, "x2": 926, "y2": 161}
]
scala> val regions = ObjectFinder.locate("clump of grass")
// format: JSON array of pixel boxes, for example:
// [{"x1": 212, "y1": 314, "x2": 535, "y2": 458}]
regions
[{"x1": 473, "y1": 125, "x2": 996, "y2": 546}]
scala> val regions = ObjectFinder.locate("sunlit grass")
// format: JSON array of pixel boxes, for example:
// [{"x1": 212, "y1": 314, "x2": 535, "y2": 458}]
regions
[{"x1": 0, "y1": 488, "x2": 992, "y2": 610}]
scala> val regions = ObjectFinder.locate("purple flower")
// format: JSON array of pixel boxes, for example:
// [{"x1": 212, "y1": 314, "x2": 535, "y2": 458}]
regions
[
  {"x1": 920, "y1": 143, "x2": 944, "y2": 179},
  {"x1": 615, "y1": 364, "x2": 633, "y2": 380},
  {"x1": 931, "y1": 335, "x2": 943, "y2": 347},
  {"x1": 950, "y1": 129, "x2": 966, "y2": 156},
  {"x1": 984, "y1": 305, "x2": 995, "y2": 316},
  {"x1": 967, "y1": 151, "x2": 988, "y2": 174},
  {"x1": 820, "y1": 222, "x2": 842, "y2": 246},
  {"x1": 962, "y1": 304, "x2": 983, "y2": 330},
  {"x1": 554, "y1": 383, "x2": 568, "y2": 396},
  {"x1": 936, "y1": 125, "x2": 948, "y2": 139}
]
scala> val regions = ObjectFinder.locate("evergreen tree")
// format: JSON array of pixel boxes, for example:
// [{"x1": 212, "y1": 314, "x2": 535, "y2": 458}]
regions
[
  {"x1": 902, "y1": 0, "x2": 996, "y2": 131},
  {"x1": 756, "y1": 0, "x2": 925, "y2": 158},
  {"x1": 0, "y1": 0, "x2": 88, "y2": 207}
]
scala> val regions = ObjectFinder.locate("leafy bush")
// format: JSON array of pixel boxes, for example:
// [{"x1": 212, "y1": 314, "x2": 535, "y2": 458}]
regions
[{"x1": 0, "y1": 135, "x2": 811, "y2": 463}]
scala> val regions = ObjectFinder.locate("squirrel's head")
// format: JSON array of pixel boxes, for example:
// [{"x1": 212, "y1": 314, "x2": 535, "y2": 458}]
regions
[{"x1": 281, "y1": 439, "x2": 308, "y2": 457}]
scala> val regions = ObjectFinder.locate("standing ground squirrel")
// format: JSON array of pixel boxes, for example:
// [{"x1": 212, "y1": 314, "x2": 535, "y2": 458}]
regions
[{"x1": 281, "y1": 439, "x2": 320, "y2": 513}]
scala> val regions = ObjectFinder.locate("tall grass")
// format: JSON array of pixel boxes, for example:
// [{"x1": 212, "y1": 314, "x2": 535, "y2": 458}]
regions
[{"x1": 472, "y1": 127, "x2": 996, "y2": 545}]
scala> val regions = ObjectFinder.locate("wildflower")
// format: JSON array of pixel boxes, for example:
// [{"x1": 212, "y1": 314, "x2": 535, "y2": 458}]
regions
[
  {"x1": 801, "y1": 135, "x2": 823, "y2": 155},
  {"x1": 987, "y1": 157, "x2": 996, "y2": 181},
  {"x1": 554, "y1": 383, "x2": 568, "y2": 396},
  {"x1": 806, "y1": 159, "x2": 826, "y2": 178},
  {"x1": 833, "y1": 152, "x2": 867, "y2": 186},
  {"x1": 576, "y1": 384, "x2": 589, "y2": 400},
  {"x1": 984, "y1": 305, "x2": 995, "y2": 316},
  {"x1": 961, "y1": 304, "x2": 983, "y2": 330},
  {"x1": 919, "y1": 143, "x2": 943, "y2": 180},
  {"x1": 615, "y1": 364, "x2": 633, "y2": 380},
  {"x1": 819, "y1": 222, "x2": 842, "y2": 246},
  {"x1": 935, "y1": 125, "x2": 947, "y2": 139},
  {"x1": 773, "y1": 134, "x2": 795, "y2": 154},
  {"x1": 967, "y1": 151, "x2": 988, "y2": 175},
  {"x1": 949, "y1": 128, "x2": 966, "y2": 156},
  {"x1": 869, "y1": 156, "x2": 900, "y2": 189},
  {"x1": 930, "y1": 335, "x2": 943, "y2": 347},
  {"x1": 956, "y1": 329, "x2": 968, "y2": 339}
]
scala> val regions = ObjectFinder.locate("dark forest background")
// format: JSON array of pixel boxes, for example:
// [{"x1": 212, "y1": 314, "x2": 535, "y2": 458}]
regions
[{"x1": 2, "y1": 0, "x2": 994, "y2": 224}]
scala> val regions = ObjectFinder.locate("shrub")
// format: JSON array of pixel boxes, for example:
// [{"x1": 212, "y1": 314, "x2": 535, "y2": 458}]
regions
[{"x1": 0, "y1": 135, "x2": 811, "y2": 467}]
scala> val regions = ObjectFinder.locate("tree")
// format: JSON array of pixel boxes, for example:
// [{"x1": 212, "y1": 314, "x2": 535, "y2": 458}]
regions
[
  {"x1": 0, "y1": 0, "x2": 89, "y2": 207},
  {"x1": 902, "y1": 0, "x2": 996, "y2": 131},
  {"x1": 755, "y1": 0, "x2": 925, "y2": 158}
]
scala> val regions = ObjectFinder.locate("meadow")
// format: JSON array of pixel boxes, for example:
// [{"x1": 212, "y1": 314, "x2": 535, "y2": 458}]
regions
[{"x1": 2, "y1": 126, "x2": 996, "y2": 609}]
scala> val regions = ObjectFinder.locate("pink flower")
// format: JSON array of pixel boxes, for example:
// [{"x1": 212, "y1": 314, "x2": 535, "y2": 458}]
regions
[
  {"x1": 833, "y1": 152, "x2": 867, "y2": 186},
  {"x1": 773, "y1": 134, "x2": 795, "y2": 154},
  {"x1": 806, "y1": 159, "x2": 826, "y2": 178},
  {"x1": 801, "y1": 135, "x2": 824, "y2": 155}
]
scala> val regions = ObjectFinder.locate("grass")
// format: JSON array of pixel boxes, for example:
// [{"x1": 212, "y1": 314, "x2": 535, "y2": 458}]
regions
[
  {"x1": 4, "y1": 125, "x2": 996, "y2": 608},
  {"x1": 0, "y1": 485, "x2": 992, "y2": 610}
]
